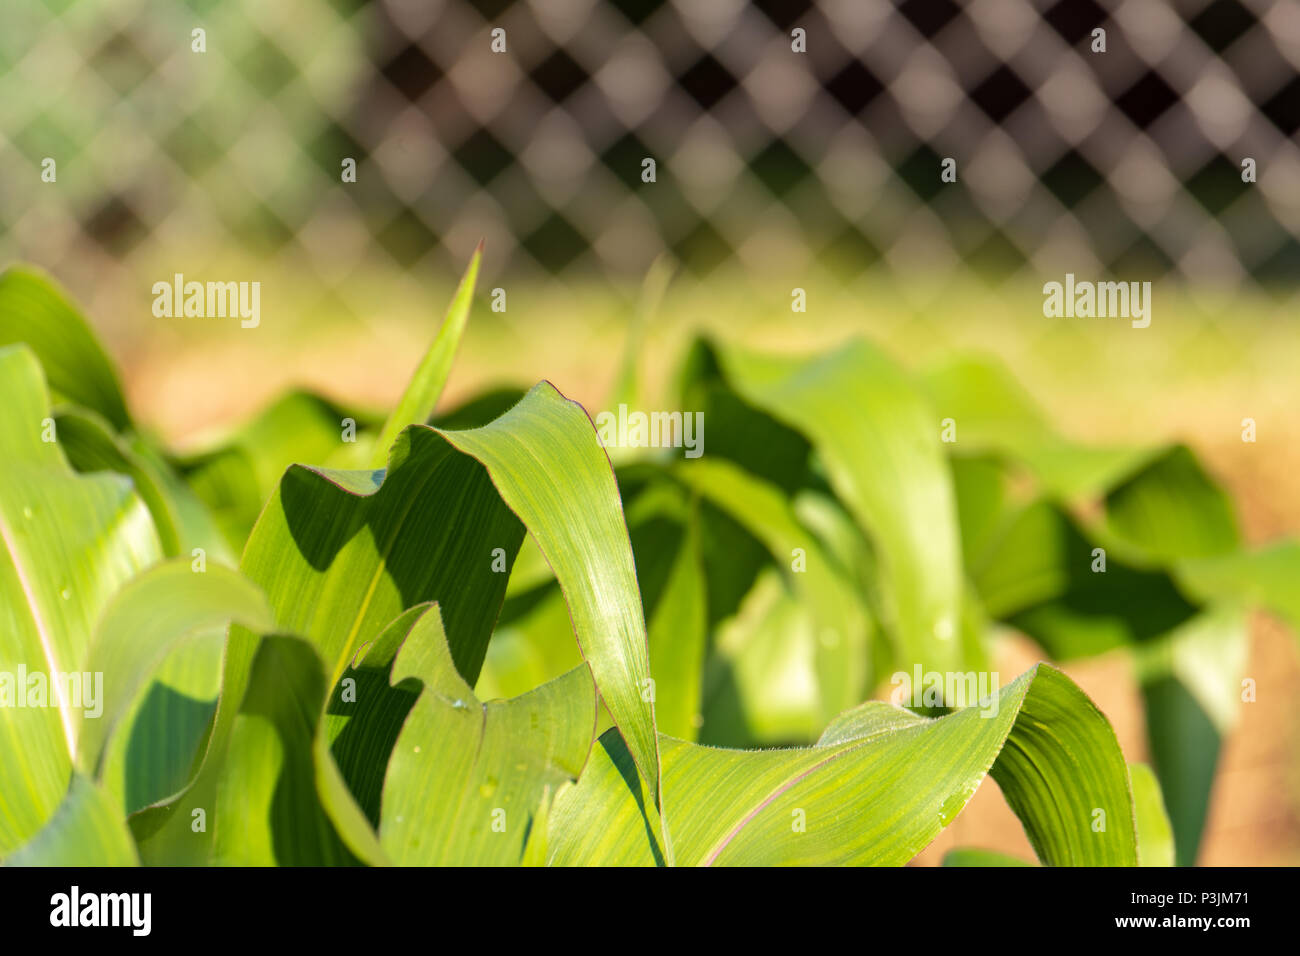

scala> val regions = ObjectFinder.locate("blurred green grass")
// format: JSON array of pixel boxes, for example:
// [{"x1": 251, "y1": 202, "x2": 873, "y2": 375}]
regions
[{"x1": 94, "y1": 257, "x2": 1297, "y2": 542}]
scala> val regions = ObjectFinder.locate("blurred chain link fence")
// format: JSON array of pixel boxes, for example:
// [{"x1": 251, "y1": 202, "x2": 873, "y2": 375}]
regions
[{"x1": 2, "y1": 0, "x2": 1298, "y2": 308}]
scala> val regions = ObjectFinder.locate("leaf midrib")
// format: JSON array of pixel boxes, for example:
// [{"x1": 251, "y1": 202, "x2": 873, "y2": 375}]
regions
[
  {"x1": 697, "y1": 723, "x2": 911, "y2": 866},
  {"x1": 0, "y1": 503, "x2": 76, "y2": 759},
  {"x1": 697, "y1": 699, "x2": 1021, "y2": 866}
]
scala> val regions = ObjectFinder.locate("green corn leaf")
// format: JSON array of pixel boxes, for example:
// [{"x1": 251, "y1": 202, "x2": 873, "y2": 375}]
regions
[
  {"x1": 136, "y1": 381, "x2": 660, "y2": 861},
  {"x1": 0, "y1": 268, "x2": 231, "y2": 563},
  {"x1": 0, "y1": 345, "x2": 160, "y2": 854},
  {"x1": 700, "y1": 568, "x2": 822, "y2": 745},
  {"x1": 607, "y1": 252, "x2": 674, "y2": 414},
  {"x1": 239, "y1": 427, "x2": 525, "y2": 688},
  {"x1": 714, "y1": 338, "x2": 963, "y2": 675},
  {"x1": 627, "y1": 486, "x2": 707, "y2": 740},
  {"x1": 0, "y1": 348, "x2": 271, "y2": 855},
  {"x1": 672, "y1": 456, "x2": 872, "y2": 722},
  {"x1": 1135, "y1": 608, "x2": 1247, "y2": 866},
  {"x1": 920, "y1": 353, "x2": 1154, "y2": 499},
  {"x1": 3, "y1": 260, "x2": 1265, "y2": 872},
  {"x1": 178, "y1": 391, "x2": 358, "y2": 549},
  {"x1": 211, "y1": 635, "x2": 362, "y2": 865},
  {"x1": 77, "y1": 561, "x2": 274, "y2": 796},
  {"x1": 676, "y1": 341, "x2": 812, "y2": 494},
  {"x1": 943, "y1": 847, "x2": 1033, "y2": 866},
  {"x1": 521, "y1": 785, "x2": 557, "y2": 867},
  {"x1": 53, "y1": 405, "x2": 184, "y2": 556},
  {"x1": 1134, "y1": 606, "x2": 1247, "y2": 739},
  {"x1": 950, "y1": 454, "x2": 1015, "y2": 569},
  {"x1": 133, "y1": 421, "x2": 524, "y2": 864},
  {"x1": 313, "y1": 607, "x2": 432, "y2": 866},
  {"x1": 432, "y1": 387, "x2": 530, "y2": 432},
  {"x1": 974, "y1": 500, "x2": 1199, "y2": 658},
  {"x1": 198, "y1": 602, "x2": 597, "y2": 867},
  {"x1": 439, "y1": 382, "x2": 662, "y2": 808},
  {"x1": 966, "y1": 439, "x2": 1252, "y2": 868},
  {"x1": 0, "y1": 267, "x2": 132, "y2": 431},
  {"x1": 127, "y1": 434, "x2": 235, "y2": 566},
  {"x1": 503, "y1": 532, "x2": 556, "y2": 597},
  {"x1": 1177, "y1": 541, "x2": 1300, "y2": 634},
  {"x1": 550, "y1": 663, "x2": 1136, "y2": 866},
  {"x1": 377, "y1": 604, "x2": 596, "y2": 864},
  {"x1": 1104, "y1": 445, "x2": 1240, "y2": 564},
  {"x1": 1130, "y1": 762, "x2": 1175, "y2": 867},
  {"x1": 477, "y1": 581, "x2": 583, "y2": 700},
  {"x1": 0, "y1": 266, "x2": 236, "y2": 565},
  {"x1": 4, "y1": 774, "x2": 139, "y2": 867},
  {"x1": 969, "y1": 456, "x2": 1245, "y2": 867},
  {"x1": 645, "y1": 532, "x2": 707, "y2": 741},
  {"x1": 369, "y1": 242, "x2": 482, "y2": 467}
]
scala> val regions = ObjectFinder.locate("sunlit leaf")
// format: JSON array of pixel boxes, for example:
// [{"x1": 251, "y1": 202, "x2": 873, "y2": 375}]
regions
[
  {"x1": 0, "y1": 346, "x2": 159, "y2": 854},
  {"x1": 550, "y1": 664, "x2": 1136, "y2": 866},
  {"x1": 715, "y1": 339, "x2": 963, "y2": 675},
  {"x1": 0, "y1": 267, "x2": 131, "y2": 431},
  {"x1": 369, "y1": 243, "x2": 482, "y2": 467},
  {"x1": 1130, "y1": 762, "x2": 1175, "y2": 867},
  {"x1": 921, "y1": 353, "x2": 1153, "y2": 499},
  {"x1": 377, "y1": 604, "x2": 596, "y2": 864},
  {"x1": 439, "y1": 383, "x2": 662, "y2": 807},
  {"x1": 4, "y1": 774, "x2": 139, "y2": 867}
]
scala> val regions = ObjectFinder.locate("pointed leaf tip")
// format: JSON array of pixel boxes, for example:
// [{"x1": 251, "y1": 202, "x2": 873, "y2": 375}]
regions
[{"x1": 369, "y1": 250, "x2": 483, "y2": 467}]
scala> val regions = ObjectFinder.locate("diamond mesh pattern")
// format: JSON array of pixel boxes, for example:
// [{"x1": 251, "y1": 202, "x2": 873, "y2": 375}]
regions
[{"x1": 0, "y1": 0, "x2": 1297, "y2": 303}]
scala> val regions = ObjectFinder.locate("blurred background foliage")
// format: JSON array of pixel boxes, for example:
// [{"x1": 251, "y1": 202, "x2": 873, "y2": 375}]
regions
[{"x1": 1, "y1": 0, "x2": 1297, "y2": 864}]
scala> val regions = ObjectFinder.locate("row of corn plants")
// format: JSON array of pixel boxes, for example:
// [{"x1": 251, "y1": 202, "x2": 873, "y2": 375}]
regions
[{"x1": 0, "y1": 252, "x2": 1294, "y2": 865}]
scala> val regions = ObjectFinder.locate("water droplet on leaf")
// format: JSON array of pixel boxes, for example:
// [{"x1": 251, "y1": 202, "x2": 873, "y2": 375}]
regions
[{"x1": 938, "y1": 791, "x2": 967, "y2": 827}]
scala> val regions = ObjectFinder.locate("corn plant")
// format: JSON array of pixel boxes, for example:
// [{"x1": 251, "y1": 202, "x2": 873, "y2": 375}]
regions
[{"x1": 0, "y1": 253, "x2": 1293, "y2": 867}]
